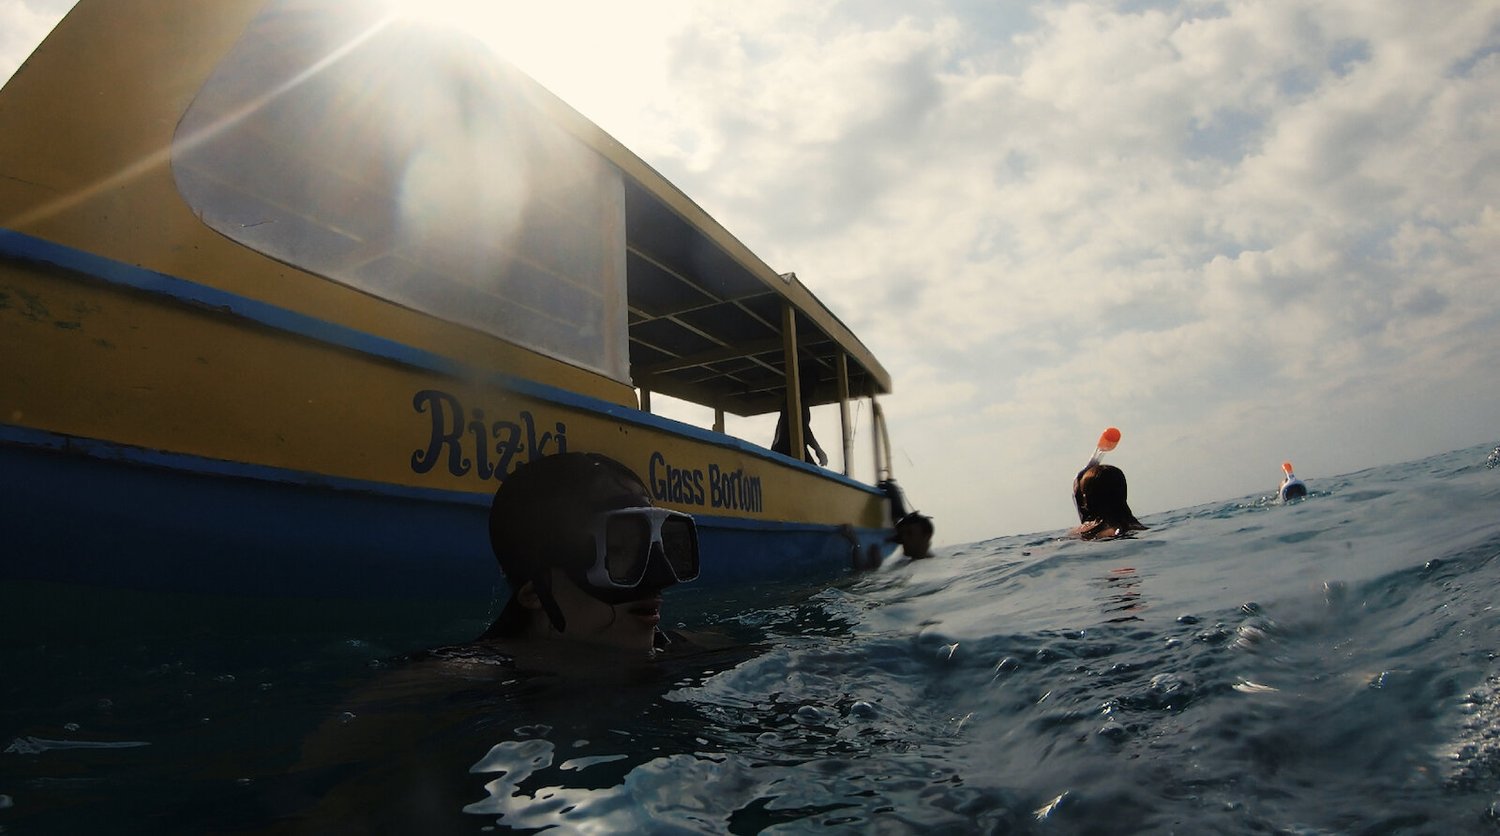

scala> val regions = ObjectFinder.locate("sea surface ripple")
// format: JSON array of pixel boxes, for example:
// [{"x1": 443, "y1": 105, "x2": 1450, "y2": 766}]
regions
[{"x1": 3, "y1": 443, "x2": 1499, "y2": 834}]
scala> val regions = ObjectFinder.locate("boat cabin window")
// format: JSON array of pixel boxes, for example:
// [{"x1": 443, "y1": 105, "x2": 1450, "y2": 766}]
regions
[{"x1": 170, "y1": 0, "x2": 629, "y2": 383}]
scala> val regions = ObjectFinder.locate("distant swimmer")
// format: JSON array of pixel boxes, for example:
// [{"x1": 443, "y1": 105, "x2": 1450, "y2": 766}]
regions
[
  {"x1": 1278, "y1": 461, "x2": 1308, "y2": 502},
  {"x1": 879, "y1": 477, "x2": 935, "y2": 559},
  {"x1": 891, "y1": 512, "x2": 936, "y2": 559},
  {"x1": 1070, "y1": 427, "x2": 1147, "y2": 540}
]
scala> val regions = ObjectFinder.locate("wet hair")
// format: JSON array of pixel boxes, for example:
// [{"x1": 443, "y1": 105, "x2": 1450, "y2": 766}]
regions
[
  {"x1": 896, "y1": 513, "x2": 934, "y2": 538},
  {"x1": 481, "y1": 453, "x2": 651, "y2": 639},
  {"x1": 1073, "y1": 464, "x2": 1146, "y2": 540}
]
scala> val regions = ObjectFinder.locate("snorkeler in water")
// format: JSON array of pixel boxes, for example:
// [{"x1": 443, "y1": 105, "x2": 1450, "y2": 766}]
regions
[
  {"x1": 876, "y1": 477, "x2": 935, "y2": 560},
  {"x1": 1070, "y1": 428, "x2": 1148, "y2": 540},
  {"x1": 477, "y1": 452, "x2": 699, "y2": 654},
  {"x1": 891, "y1": 512, "x2": 936, "y2": 559},
  {"x1": 287, "y1": 455, "x2": 716, "y2": 827},
  {"x1": 1278, "y1": 461, "x2": 1308, "y2": 502}
]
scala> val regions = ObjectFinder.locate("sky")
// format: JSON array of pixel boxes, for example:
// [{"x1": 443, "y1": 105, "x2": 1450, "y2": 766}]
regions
[{"x1": 4, "y1": 0, "x2": 1498, "y2": 545}]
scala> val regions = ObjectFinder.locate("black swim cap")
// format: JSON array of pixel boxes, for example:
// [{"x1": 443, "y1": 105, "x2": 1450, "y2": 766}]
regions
[
  {"x1": 482, "y1": 453, "x2": 654, "y2": 638},
  {"x1": 888, "y1": 512, "x2": 934, "y2": 541},
  {"x1": 488, "y1": 452, "x2": 651, "y2": 580}
]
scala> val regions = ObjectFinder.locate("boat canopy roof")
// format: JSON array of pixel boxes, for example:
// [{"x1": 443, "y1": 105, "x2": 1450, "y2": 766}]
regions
[
  {"x1": 622, "y1": 178, "x2": 891, "y2": 417},
  {"x1": 535, "y1": 83, "x2": 892, "y2": 417}
]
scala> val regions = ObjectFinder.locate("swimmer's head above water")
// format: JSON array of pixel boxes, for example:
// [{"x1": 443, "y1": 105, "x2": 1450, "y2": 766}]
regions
[
  {"x1": 481, "y1": 452, "x2": 699, "y2": 652},
  {"x1": 889, "y1": 512, "x2": 935, "y2": 559},
  {"x1": 1070, "y1": 427, "x2": 1146, "y2": 540},
  {"x1": 1279, "y1": 461, "x2": 1307, "y2": 502}
]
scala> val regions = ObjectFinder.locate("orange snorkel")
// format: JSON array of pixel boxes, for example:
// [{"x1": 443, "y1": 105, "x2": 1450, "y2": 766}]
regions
[
  {"x1": 1075, "y1": 427, "x2": 1122, "y2": 524},
  {"x1": 1089, "y1": 427, "x2": 1122, "y2": 468}
]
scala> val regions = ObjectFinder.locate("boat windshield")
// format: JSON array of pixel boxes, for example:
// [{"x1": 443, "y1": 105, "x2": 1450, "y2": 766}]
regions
[{"x1": 171, "y1": 0, "x2": 629, "y2": 383}]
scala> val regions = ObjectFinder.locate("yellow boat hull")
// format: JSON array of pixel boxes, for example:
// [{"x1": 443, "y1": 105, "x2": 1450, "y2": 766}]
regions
[
  {"x1": 1, "y1": 231, "x2": 891, "y2": 598},
  {"x1": 0, "y1": 0, "x2": 899, "y2": 602}
]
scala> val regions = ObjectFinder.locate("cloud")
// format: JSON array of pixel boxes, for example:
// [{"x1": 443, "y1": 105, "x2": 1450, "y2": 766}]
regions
[
  {"x1": 0, "y1": 0, "x2": 74, "y2": 84},
  {"x1": 617, "y1": 1, "x2": 1500, "y2": 539}
]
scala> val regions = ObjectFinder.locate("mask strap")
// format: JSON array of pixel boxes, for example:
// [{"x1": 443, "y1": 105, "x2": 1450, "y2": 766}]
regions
[{"x1": 533, "y1": 570, "x2": 567, "y2": 633}]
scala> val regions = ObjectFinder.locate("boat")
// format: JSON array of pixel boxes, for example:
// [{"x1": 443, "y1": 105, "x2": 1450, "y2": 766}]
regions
[{"x1": 0, "y1": 0, "x2": 902, "y2": 605}]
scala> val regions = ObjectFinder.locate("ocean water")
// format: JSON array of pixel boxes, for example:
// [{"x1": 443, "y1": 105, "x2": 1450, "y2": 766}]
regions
[{"x1": 3, "y1": 442, "x2": 1500, "y2": 834}]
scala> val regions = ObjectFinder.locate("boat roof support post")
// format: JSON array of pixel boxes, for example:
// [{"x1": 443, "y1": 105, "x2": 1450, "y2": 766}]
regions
[
  {"x1": 837, "y1": 351, "x2": 852, "y2": 477},
  {"x1": 640, "y1": 387, "x2": 652, "y2": 413},
  {"x1": 781, "y1": 301, "x2": 804, "y2": 460},
  {"x1": 872, "y1": 397, "x2": 892, "y2": 481},
  {"x1": 713, "y1": 404, "x2": 725, "y2": 435}
]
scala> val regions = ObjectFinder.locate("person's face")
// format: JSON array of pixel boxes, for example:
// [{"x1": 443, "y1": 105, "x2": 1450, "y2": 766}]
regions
[{"x1": 543, "y1": 567, "x2": 662, "y2": 652}]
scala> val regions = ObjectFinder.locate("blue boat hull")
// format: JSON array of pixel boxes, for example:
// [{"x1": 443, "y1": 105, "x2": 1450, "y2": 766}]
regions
[{"x1": 1, "y1": 439, "x2": 887, "y2": 602}]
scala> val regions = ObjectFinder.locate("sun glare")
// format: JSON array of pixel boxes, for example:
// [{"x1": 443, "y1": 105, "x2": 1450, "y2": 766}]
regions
[
  {"x1": 377, "y1": 0, "x2": 685, "y2": 151},
  {"x1": 380, "y1": 0, "x2": 595, "y2": 78}
]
